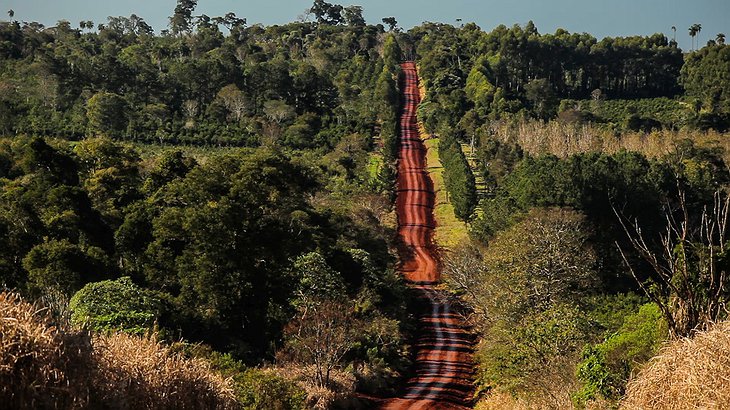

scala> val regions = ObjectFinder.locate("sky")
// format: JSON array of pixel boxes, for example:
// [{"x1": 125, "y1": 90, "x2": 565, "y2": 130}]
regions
[{"x1": 1, "y1": 0, "x2": 728, "y2": 51}]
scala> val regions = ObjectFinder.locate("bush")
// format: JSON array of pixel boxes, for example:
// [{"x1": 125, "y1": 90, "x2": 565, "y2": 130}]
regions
[
  {"x1": 574, "y1": 303, "x2": 667, "y2": 406},
  {"x1": 69, "y1": 276, "x2": 160, "y2": 334}
]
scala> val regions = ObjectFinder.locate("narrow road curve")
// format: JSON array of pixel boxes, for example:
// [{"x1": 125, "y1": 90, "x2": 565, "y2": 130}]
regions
[{"x1": 381, "y1": 62, "x2": 474, "y2": 410}]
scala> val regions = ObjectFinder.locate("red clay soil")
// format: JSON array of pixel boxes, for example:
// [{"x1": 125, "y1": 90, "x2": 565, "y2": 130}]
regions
[{"x1": 380, "y1": 62, "x2": 474, "y2": 410}]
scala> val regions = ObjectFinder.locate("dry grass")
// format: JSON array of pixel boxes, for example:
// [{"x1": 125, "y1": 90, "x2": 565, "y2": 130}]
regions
[
  {"x1": 621, "y1": 321, "x2": 730, "y2": 410},
  {"x1": 0, "y1": 290, "x2": 236, "y2": 409},
  {"x1": 90, "y1": 332, "x2": 236, "y2": 409},
  {"x1": 489, "y1": 119, "x2": 730, "y2": 162},
  {"x1": 0, "y1": 291, "x2": 89, "y2": 408}
]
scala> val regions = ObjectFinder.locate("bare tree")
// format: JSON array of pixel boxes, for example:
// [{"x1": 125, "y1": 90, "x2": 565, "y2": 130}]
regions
[
  {"x1": 216, "y1": 84, "x2": 247, "y2": 122},
  {"x1": 616, "y1": 189, "x2": 730, "y2": 338},
  {"x1": 182, "y1": 99, "x2": 198, "y2": 118},
  {"x1": 263, "y1": 99, "x2": 295, "y2": 124},
  {"x1": 283, "y1": 299, "x2": 358, "y2": 387}
]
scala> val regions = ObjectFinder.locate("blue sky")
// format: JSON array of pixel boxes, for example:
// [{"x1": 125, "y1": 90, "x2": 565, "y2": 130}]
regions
[{"x1": 1, "y1": 0, "x2": 728, "y2": 51}]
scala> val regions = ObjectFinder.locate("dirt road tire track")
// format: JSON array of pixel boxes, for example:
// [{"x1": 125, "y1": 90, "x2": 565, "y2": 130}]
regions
[{"x1": 380, "y1": 62, "x2": 474, "y2": 410}]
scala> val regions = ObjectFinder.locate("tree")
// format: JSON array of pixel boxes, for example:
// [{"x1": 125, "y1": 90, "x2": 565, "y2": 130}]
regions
[
  {"x1": 617, "y1": 190, "x2": 730, "y2": 338},
  {"x1": 8, "y1": 9, "x2": 14, "y2": 20},
  {"x1": 169, "y1": 0, "x2": 197, "y2": 35},
  {"x1": 382, "y1": 33, "x2": 402, "y2": 70},
  {"x1": 525, "y1": 78, "x2": 557, "y2": 119},
  {"x1": 342, "y1": 5, "x2": 365, "y2": 27},
  {"x1": 446, "y1": 207, "x2": 597, "y2": 325},
  {"x1": 216, "y1": 84, "x2": 248, "y2": 122},
  {"x1": 291, "y1": 252, "x2": 346, "y2": 309},
  {"x1": 263, "y1": 99, "x2": 295, "y2": 124},
  {"x1": 689, "y1": 23, "x2": 702, "y2": 51},
  {"x1": 23, "y1": 239, "x2": 110, "y2": 296},
  {"x1": 282, "y1": 298, "x2": 359, "y2": 387},
  {"x1": 717, "y1": 33, "x2": 726, "y2": 46},
  {"x1": 86, "y1": 92, "x2": 128, "y2": 138},
  {"x1": 309, "y1": 0, "x2": 343, "y2": 25},
  {"x1": 69, "y1": 276, "x2": 160, "y2": 334},
  {"x1": 382, "y1": 17, "x2": 398, "y2": 32}
]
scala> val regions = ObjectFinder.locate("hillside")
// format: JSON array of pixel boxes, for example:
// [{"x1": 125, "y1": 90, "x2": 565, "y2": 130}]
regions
[{"x1": 1, "y1": 0, "x2": 730, "y2": 408}]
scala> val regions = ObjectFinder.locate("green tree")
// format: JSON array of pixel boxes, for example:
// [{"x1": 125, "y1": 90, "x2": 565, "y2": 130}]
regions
[
  {"x1": 525, "y1": 78, "x2": 557, "y2": 119},
  {"x1": 86, "y1": 92, "x2": 128, "y2": 138},
  {"x1": 169, "y1": 0, "x2": 197, "y2": 35},
  {"x1": 23, "y1": 239, "x2": 110, "y2": 296},
  {"x1": 381, "y1": 17, "x2": 398, "y2": 32}
]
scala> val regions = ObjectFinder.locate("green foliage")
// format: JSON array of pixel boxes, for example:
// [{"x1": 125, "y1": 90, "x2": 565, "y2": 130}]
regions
[
  {"x1": 681, "y1": 44, "x2": 730, "y2": 119},
  {"x1": 292, "y1": 251, "x2": 346, "y2": 305},
  {"x1": 439, "y1": 134, "x2": 477, "y2": 221},
  {"x1": 69, "y1": 276, "x2": 160, "y2": 334},
  {"x1": 573, "y1": 303, "x2": 667, "y2": 406},
  {"x1": 483, "y1": 207, "x2": 597, "y2": 315},
  {"x1": 86, "y1": 92, "x2": 128, "y2": 138},
  {"x1": 23, "y1": 239, "x2": 110, "y2": 296},
  {"x1": 478, "y1": 303, "x2": 595, "y2": 395},
  {"x1": 559, "y1": 97, "x2": 694, "y2": 131},
  {"x1": 237, "y1": 368, "x2": 307, "y2": 410}
]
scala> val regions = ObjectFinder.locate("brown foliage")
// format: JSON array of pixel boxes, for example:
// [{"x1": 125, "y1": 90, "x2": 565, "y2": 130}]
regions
[
  {"x1": 90, "y1": 332, "x2": 236, "y2": 409},
  {"x1": 621, "y1": 321, "x2": 730, "y2": 409},
  {"x1": 0, "y1": 291, "x2": 89, "y2": 408},
  {"x1": 0, "y1": 290, "x2": 236, "y2": 409},
  {"x1": 487, "y1": 119, "x2": 730, "y2": 162}
]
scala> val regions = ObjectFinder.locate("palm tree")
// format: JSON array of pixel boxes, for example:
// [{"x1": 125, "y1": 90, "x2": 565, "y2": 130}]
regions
[
  {"x1": 7, "y1": 9, "x2": 14, "y2": 20},
  {"x1": 689, "y1": 24, "x2": 702, "y2": 51},
  {"x1": 671, "y1": 26, "x2": 677, "y2": 42},
  {"x1": 717, "y1": 33, "x2": 726, "y2": 46}
]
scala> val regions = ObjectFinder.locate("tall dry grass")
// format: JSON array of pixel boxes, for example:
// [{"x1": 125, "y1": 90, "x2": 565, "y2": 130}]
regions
[
  {"x1": 0, "y1": 291, "x2": 89, "y2": 408},
  {"x1": 0, "y1": 290, "x2": 236, "y2": 409},
  {"x1": 620, "y1": 321, "x2": 730, "y2": 409},
  {"x1": 488, "y1": 120, "x2": 730, "y2": 162},
  {"x1": 90, "y1": 332, "x2": 236, "y2": 409}
]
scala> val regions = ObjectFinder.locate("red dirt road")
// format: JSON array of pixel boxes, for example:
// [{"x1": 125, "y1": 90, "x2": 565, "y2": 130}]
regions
[{"x1": 381, "y1": 62, "x2": 474, "y2": 409}]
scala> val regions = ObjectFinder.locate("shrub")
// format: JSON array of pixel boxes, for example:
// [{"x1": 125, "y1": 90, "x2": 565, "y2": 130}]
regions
[
  {"x1": 69, "y1": 276, "x2": 160, "y2": 334},
  {"x1": 574, "y1": 303, "x2": 667, "y2": 406}
]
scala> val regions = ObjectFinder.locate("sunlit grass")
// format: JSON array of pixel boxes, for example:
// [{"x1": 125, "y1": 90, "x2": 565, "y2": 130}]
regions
[{"x1": 423, "y1": 136, "x2": 469, "y2": 250}]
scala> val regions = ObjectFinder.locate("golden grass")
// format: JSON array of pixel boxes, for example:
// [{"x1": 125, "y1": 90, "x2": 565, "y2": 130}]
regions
[
  {"x1": 0, "y1": 290, "x2": 236, "y2": 409},
  {"x1": 620, "y1": 321, "x2": 730, "y2": 410},
  {"x1": 423, "y1": 136, "x2": 470, "y2": 250},
  {"x1": 0, "y1": 291, "x2": 88, "y2": 408},
  {"x1": 91, "y1": 332, "x2": 236, "y2": 409}
]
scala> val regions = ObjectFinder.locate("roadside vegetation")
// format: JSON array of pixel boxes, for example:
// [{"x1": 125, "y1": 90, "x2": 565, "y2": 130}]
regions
[
  {"x1": 412, "y1": 18, "x2": 730, "y2": 410},
  {"x1": 2, "y1": 0, "x2": 730, "y2": 408}
]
